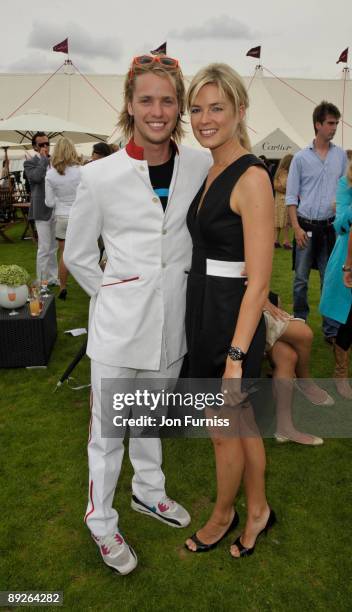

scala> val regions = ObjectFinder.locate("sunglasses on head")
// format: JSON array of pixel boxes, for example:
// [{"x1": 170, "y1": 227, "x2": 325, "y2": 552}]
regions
[{"x1": 129, "y1": 54, "x2": 179, "y2": 79}]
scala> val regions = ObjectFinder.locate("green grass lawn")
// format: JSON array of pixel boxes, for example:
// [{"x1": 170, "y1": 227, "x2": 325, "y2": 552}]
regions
[{"x1": 0, "y1": 224, "x2": 351, "y2": 612}]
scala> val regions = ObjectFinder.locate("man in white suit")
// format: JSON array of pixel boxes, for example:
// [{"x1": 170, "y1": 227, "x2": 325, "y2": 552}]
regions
[{"x1": 64, "y1": 55, "x2": 210, "y2": 575}]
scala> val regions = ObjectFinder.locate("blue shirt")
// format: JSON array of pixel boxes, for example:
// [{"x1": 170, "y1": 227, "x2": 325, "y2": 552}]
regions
[{"x1": 285, "y1": 141, "x2": 347, "y2": 220}]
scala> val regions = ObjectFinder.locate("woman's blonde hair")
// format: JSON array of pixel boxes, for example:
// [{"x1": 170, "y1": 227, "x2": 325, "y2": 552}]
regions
[
  {"x1": 117, "y1": 61, "x2": 186, "y2": 143},
  {"x1": 51, "y1": 137, "x2": 82, "y2": 175},
  {"x1": 187, "y1": 63, "x2": 251, "y2": 151},
  {"x1": 347, "y1": 159, "x2": 352, "y2": 186},
  {"x1": 274, "y1": 154, "x2": 293, "y2": 176}
]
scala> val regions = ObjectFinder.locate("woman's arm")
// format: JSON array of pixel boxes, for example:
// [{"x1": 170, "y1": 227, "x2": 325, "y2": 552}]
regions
[
  {"x1": 333, "y1": 178, "x2": 352, "y2": 235},
  {"x1": 343, "y1": 230, "x2": 352, "y2": 288},
  {"x1": 225, "y1": 165, "x2": 274, "y2": 378}
]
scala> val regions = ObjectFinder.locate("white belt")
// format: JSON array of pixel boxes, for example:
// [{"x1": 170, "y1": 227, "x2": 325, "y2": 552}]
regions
[{"x1": 206, "y1": 259, "x2": 246, "y2": 278}]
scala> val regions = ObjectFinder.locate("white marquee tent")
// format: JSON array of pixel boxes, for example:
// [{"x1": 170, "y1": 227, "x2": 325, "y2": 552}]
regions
[{"x1": 0, "y1": 65, "x2": 351, "y2": 167}]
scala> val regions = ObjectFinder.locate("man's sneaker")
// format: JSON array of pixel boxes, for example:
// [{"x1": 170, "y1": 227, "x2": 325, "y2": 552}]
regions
[
  {"x1": 92, "y1": 532, "x2": 137, "y2": 575},
  {"x1": 131, "y1": 494, "x2": 191, "y2": 528}
]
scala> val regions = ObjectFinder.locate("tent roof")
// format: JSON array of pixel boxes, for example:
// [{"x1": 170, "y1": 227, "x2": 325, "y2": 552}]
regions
[{"x1": 0, "y1": 68, "x2": 351, "y2": 155}]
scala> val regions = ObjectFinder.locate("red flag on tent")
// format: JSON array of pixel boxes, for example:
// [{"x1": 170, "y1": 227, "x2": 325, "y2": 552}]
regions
[
  {"x1": 151, "y1": 42, "x2": 167, "y2": 55},
  {"x1": 246, "y1": 46, "x2": 261, "y2": 59},
  {"x1": 53, "y1": 38, "x2": 69, "y2": 54},
  {"x1": 336, "y1": 48, "x2": 349, "y2": 64}
]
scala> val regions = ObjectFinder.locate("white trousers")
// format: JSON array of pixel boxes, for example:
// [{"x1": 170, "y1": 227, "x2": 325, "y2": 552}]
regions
[
  {"x1": 85, "y1": 349, "x2": 183, "y2": 536},
  {"x1": 35, "y1": 216, "x2": 58, "y2": 283}
]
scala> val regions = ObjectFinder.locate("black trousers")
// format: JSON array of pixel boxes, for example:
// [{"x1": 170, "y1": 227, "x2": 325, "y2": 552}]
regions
[{"x1": 336, "y1": 304, "x2": 352, "y2": 351}]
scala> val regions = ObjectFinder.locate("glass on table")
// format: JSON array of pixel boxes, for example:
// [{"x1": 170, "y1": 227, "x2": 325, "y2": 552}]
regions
[
  {"x1": 30, "y1": 280, "x2": 40, "y2": 298},
  {"x1": 29, "y1": 282, "x2": 43, "y2": 316},
  {"x1": 40, "y1": 272, "x2": 50, "y2": 298},
  {"x1": 29, "y1": 296, "x2": 41, "y2": 316}
]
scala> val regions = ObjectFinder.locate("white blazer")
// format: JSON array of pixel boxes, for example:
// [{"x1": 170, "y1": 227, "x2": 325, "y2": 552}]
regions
[
  {"x1": 64, "y1": 145, "x2": 211, "y2": 369},
  {"x1": 45, "y1": 165, "x2": 81, "y2": 217}
]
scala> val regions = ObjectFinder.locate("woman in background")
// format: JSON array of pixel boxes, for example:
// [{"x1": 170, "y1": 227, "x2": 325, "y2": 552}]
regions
[
  {"x1": 45, "y1": 137, "x2": 82, "y2": 300},
  {"x1": 320, "y1": 159, "x2": 352, "y2": 399},
  {"x1": 273, "y1": 154, "x2": 293, "y2": 249}
]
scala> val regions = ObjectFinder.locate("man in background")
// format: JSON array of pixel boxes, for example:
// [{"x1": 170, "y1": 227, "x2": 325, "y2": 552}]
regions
[
  {"x1": 24, "y1": 132, "x2": 58, "y2": 284},
  {"x1": 286, "y1": 101, "x2": 347, "y2": 342}
]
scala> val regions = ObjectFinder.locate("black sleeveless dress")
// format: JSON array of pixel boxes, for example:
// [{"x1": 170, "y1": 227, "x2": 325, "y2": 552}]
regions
[{"x1": 186, "y1": 154, "x2": 268, "y2": 378}]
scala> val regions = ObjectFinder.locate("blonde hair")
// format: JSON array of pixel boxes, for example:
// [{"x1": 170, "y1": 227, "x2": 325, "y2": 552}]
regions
[
  {"x1": 51, "y1": 137, "x2": 82, "y2": 175},
  {"x1": 117, "y1": 61, "x2": 186, "y2": 143},
  {"x1": 347, "y1": 159, "x2": 352, "y2": 186},
  {"x1": 274, "y1": 154, "x2": 293, "y2": 177},
  {"x1": 187, "y1": 63, "x2": 251, "y2": 151}
]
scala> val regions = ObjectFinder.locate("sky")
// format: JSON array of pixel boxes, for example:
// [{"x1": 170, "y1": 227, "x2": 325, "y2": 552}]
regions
[{"x1": 1, "y1": 0, "x2": 351, "y2": 78}]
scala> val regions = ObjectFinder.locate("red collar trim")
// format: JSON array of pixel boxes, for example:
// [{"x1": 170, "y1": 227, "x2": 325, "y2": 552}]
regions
[{"x1": 125, "y1": 138, "x2": 179, "y2": 160}]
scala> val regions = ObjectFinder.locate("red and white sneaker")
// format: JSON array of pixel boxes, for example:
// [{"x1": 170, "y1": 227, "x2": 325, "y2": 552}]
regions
[
  {"x1": 92, "y1": 532, "x2": 137, "y2": 575},
  {"x1": 131, "y1": 494, "x2": 191, "y2": 528}
]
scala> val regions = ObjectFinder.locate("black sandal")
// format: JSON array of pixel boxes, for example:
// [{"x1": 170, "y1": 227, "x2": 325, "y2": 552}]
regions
[
  {"x1": 185, "y1": 511, "x2": 239, "y2": 553},
  {"x1": 231, "y1": 509, "x2": 276, "y2": 558}
]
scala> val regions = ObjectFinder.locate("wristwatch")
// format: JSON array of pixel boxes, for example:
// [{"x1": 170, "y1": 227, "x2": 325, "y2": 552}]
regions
[
  {"x1": 342, "y1": 264, "x2": 352, "y2": 272},
  {"x1": 228, "y1": 346, "x2": 247, "y2": 362}
]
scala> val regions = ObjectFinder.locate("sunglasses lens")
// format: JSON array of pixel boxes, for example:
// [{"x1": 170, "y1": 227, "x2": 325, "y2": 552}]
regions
[
  {"x1": 136, "y1": 55, "x2": 153, "y2": 65},
  {"x1": 160, "y1": 57, "x2": 177, "y2": 66}
]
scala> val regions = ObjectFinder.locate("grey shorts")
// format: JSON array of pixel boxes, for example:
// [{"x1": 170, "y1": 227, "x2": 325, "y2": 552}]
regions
[{"x1": 55, "y1": 216, "x2": 69, "y2": 240}]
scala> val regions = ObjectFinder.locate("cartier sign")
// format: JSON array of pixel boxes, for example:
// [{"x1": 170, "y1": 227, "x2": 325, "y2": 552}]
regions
[{"x1": 262, "y1": 142, "x2": 292, "y2": 151}]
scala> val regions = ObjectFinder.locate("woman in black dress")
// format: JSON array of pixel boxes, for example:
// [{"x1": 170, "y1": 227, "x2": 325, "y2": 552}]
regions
[{"x1": 184, "y1": 64, "x2": 275, "y2": 558}]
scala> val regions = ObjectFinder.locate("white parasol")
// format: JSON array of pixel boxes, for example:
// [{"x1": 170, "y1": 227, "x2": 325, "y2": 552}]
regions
[{"x1": 0, "y1": 110, "x2": 109, "y2": 145}]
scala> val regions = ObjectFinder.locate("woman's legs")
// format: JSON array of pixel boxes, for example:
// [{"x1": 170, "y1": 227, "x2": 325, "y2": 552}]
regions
[
  {"x1": 275, "y1": 227, "x2": 281, "y2": 246},
  {"x1": 269, "y1": 340, "x2": 322, "y2": 444},
  {"x1": 57, "y1": 239, "x2": 68, "y2": 291},
  {"x1": 229, "y1": 435, "x2": 269, "y2": 557},
  {"x1": 280, "y1": 321, "x2": 333, "y2": 404},
  {"x1": 280, "y1": 320, "x2": 312, "y2": 377},
  {"x1": 334, "y1": 309, "x2": 352, "y2": 398},
  {"x1": 185, "y1": 440, "x2": 244, "y2": 549},
  {"x1": 185, "y1": 409, "x2": 244, "y2": 550},
  {"x1": 185, "y1": 406, "x2": 272, "y2": 556}
]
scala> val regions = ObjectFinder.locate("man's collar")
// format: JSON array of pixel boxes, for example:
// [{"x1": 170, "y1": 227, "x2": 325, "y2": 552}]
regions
[
  {"x1": 309, "y1": 139, "x2": 335, "y2": 150},
  {"x1": 125, "y1": 138, "x2": 179, "y2": 160}
]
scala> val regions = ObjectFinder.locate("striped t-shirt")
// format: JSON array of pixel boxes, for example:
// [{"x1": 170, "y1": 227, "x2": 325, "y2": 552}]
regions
[{"x1": 148, "y1": 150, "x2": 175, "y2": 212}]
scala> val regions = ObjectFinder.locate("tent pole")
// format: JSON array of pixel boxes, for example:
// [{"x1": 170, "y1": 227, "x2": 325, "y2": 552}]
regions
[{"x1": 341, "y1": 65, "x2": 348, "y2": 149}]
